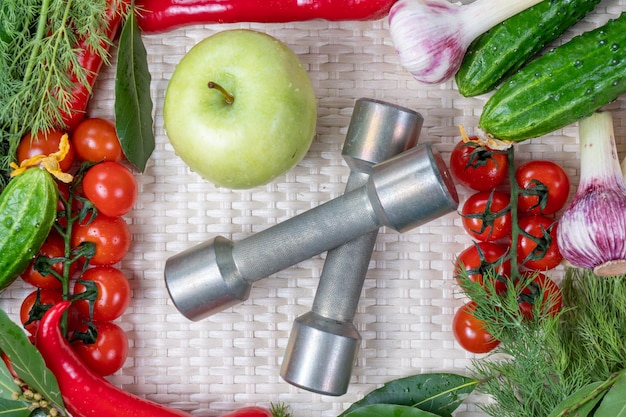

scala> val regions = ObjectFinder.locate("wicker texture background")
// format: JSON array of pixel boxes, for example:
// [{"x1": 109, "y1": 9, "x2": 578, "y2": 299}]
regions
[{"x1": 2, "y1": 1, "x2": 626, "y2": 416}]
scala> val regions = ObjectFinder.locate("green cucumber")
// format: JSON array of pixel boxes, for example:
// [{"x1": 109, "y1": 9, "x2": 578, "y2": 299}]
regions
[
  {"x1": 456, "y1": 0, "x2": 602, "y2": 97},
  {"x1": 478, "y1": 12, "x2": 626, "y2": 142},
  {"x1": 0, "y1": 167, "x2": 57, "y2": 292}
]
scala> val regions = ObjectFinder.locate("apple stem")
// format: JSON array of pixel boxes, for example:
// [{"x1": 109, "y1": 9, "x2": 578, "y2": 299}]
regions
[{"x1": 208, "y1": 81, "x2": 234, "y2": 105}]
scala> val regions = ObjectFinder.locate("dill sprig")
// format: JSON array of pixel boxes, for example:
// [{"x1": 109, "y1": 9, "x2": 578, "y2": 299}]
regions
[
  {"x1": 560, "y1": 269, "x2": 626, "y2": 381},
  {"x1": 459, "y1": 267, "x2": 626, "y2": 417},
  {"x1": 458, "y1": 271, "x2": 576, "y2": 417},
  {"x1": 0, "y1": 0, "x2": 116, "y2": 187}
]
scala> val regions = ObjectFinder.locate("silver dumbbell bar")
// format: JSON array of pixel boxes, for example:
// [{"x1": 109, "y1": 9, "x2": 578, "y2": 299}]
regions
[{"x1": 164, "y1": 142, "x2": 458, "y2": 322}]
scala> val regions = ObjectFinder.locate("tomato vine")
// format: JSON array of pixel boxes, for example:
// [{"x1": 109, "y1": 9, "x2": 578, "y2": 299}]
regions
[{"x1": 18, "y1": 118, "x2": 136, "y2": 376}]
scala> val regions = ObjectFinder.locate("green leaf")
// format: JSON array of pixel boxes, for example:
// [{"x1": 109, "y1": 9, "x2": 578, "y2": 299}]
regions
[
  {"x1": 115, "y1": 9, "x2": 155, "y2": 172},
  {"x1": 339, "y1": 373, "x2": 478, "y2": 417},
  {"x1": 0, "y1": 398, "x2": 31, "y2": 417},
  {"x1": 548, "y1": 382, "x2": 607, "y2": 417},
  {"x1": 0, "y1": 309, "x2": 64, "y2": 410},
  {"x1": 344, "y1": 404, "x2": 442, "y2": 417},
  {"x1": 594, "y1": 372, "x2": 626, "y2": 416},
  {"x1": 0, "y1": 358, "x2": 19, "y2": 400}
]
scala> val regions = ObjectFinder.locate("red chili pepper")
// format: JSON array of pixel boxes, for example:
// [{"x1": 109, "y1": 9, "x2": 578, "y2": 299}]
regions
[
  {"x1": 136, "y1": 0, "x2": 397, "y2": 33},
  {"x1": 60, "y1": 0, "x2": 130, "y2": 132},
  {"x1": 1, "y1": 351, "x2": 19, "y2": 380},
  {"x1": 35, "y1": 302, "x2": 273, "y2": 417}
]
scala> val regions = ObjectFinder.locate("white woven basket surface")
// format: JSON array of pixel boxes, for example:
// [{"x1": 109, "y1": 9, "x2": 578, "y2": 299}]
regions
[{"x1": 2, "y1": 1, "x2": 626, "y2": 416}]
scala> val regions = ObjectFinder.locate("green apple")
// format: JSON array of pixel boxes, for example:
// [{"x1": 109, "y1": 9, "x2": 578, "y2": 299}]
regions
[{"x1": 163, "y1": 29, "x2": 317, "y2": 189}]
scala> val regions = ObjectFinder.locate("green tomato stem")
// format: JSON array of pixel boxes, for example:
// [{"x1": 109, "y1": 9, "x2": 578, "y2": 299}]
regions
[
  {"x1": 507, "y1": 146, "x2": 520, "y2": 282},
  {"x1": 208, "y1": 81, "x2": 234, "y2": 105}
]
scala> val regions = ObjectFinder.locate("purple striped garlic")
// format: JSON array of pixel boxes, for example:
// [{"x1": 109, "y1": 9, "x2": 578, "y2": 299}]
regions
[
  {"x1": 557, "y1": 111, "x2": 626, "y2": 277},
  {"x1": 388, "y1": 0, "x2": 543, "y2": 85}
]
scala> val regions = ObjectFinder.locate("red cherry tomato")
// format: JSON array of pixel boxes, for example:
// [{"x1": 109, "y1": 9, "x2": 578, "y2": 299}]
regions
[
  {"x1": 517, "y1": 215, "x2": 563, "y2": 271},
  {"x1": 452, "y1": 301, "x2": 500, "y2": 354},
  {"x1": 71, "y1": 321, "x2": 129, "y2": 376},
  {"x1": 455, "y1": 242, "x2": 510, "y2": 294},
  {"x1": 517, "y1": 272, "x2": 563, "y2": 320},
  {"x1": 21, "y1": 232, "x2": 66, "y2": 290},
  {"x1": 20, "y1": 289, "x2": 63, "y2": 335},
  {"x1": 71, "y1": 215, "x2": 131, "y2": 266},
  {"x1": 449, "y1": 139, "x2": 509, "y2": 191},
  {"x1": 71, "y1": 118, "x2": 124, "y2": 162},
  {"x1": 461, "y1": 191, "x2": 512, "y2": 242},
  {"x1": 17, "y1": 129, "x2": 75, "y2": 172},
  {"x1": 82, "y1": 161, "x2": 138, "y2": 217},
  {"x1": 516, "y1": 160, "x2": 570, "y2": 215},
  {"x1": 73, "y1": 266, "x2": 131, "y2": 322}
]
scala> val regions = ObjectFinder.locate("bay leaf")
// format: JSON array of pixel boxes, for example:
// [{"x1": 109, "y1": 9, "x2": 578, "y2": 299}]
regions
[
  {"x1": 593, "y1": 372, "x2": 626, "y2": 416},
  {"x1": 0, "y1": 398, "x2": 31, "y2": 417},
  {"x1": 0, "y1": 309, "x2": 64, "y2": 410},
  {"x1": 115, "y1": 8, "x2": 155, "y2": 172},
  {"x1": 339, "y1": 373, "x2": 478, "y2": 417},
  {"x1": 0, "y1": 358, "x2": 19, "y2": 400},
  {"x1": 344, "y1": 404, "x2": 443, "y2": 417},
  {"x1": 548, "y1": 381, "x2": 606, "y2": 417}
]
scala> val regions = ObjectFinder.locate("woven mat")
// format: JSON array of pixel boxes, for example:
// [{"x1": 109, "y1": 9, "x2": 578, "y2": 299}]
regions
[{"x1": 2, "y1": 1, "x2": 626, "y2": 416}]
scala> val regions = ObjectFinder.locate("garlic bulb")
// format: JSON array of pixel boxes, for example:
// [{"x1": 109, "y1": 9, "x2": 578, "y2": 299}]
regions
[
  {"x1": 556, "y1": 112, "x2": 626, "y2": 276},
  {"x1": 388, "y1": 0, "x2": 542, "y2": 84}
]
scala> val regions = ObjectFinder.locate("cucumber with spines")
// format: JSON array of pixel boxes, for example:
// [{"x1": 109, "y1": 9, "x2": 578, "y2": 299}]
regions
[
  {"x1": 0, "y1": 167, "x2": 57, "y2": 292},
  {"x1": 456, "y1": 0, "x2": 602, "y2": 97},
  {"x1": 478, "y1": 12, "x2": 626, "y2": 143}
]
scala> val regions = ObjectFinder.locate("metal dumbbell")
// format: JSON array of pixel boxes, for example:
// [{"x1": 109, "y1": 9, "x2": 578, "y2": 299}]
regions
[
  {"x1": 280, "y1": 98, "x2": 423, "y2": 395},
  {"x1": 164, "y1": 142, "x2": 459, "y2": 322}
]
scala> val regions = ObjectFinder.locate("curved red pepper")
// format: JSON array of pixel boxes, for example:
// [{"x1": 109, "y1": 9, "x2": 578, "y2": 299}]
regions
[
  {"x1": 1, "y1": 352, "x2": 19, "y2": 380},
  {"x1": 61, "y1": 0, "x2": 130, "y2": 132},
  {"x1": 35, "y1": 302, "x2": 273, "y2": 417},
  {"x1": 136, "y1": 0, "x2": 397, "y2": 33}
]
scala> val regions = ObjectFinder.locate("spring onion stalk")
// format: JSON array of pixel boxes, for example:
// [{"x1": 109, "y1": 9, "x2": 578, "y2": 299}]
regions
[
  {"x1": 556, "y1": 111, "x2": 626, "y2": 276},
  {"x1": 388, "y1": 0, "x2": 543, "y2": 84}
]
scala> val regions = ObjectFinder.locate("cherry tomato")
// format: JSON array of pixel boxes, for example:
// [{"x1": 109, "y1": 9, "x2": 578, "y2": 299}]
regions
[
  {"x1": 82, "y1": 161, "x2": 138, "y2": 217},
  {"x1": 72, "y1": 321, "x2": 129, "y2": 376},
  {"x1": 21, "y1": 232, "x2": 66, "y2": 290},
  {"x1": 461, "y1": 191, "x2": 512, "y2": 242},
  {"x1": 20, "y1": 289, "x2": 63, "y2": 335},
  {"x1": 17, "y1": 129, "x2": 75, "y2": 172},
  {"x1": 516, "y1": 160, "x2": 570, "y2": 215},
  {"x1": 71, "y1": 118, "x2": 124, "y2": 162},
  {"x1": 452, "y1": 301, "x2": 500, "y2": 354},
  {"x1": 455, "y1": 242, "x2": 510, "y2": 294},
  {"x1": 71, "y1": 214, "x2": 131, "y2": 266},
  {"x1": 517, "y1": 215, "x2": 563, "y2": 271},
  {"x1": 449, "y1": 139, "x2": 509, "y2": 191},
  {"x1": 517, "y1": 272, "x2": 562, "y2": 320},
  {"x1": 73, "y1": 266, "x2": 131, "y2": 321}
]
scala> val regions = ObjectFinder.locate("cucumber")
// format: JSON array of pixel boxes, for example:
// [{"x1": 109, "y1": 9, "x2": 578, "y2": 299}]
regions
[
  {"x1": 456, "y1": 0, "x2": 601, "y2": 97},
  {"x1": 478, "y1": 12, "x2": 626, "y2": 142},
  {"x1": 0, "y1": 167, "x2": 57, "y2": 292}
]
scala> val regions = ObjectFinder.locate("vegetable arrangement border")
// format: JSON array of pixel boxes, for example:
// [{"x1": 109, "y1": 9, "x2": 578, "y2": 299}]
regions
[{"x1": 1, "y1": 1, "x2": 626, "y2": 417}]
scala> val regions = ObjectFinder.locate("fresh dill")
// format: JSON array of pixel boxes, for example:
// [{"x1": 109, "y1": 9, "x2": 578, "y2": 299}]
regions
[
  {"x1": 0, "y1": 0, "x2": 116, "y2": 187},
  {"x1": 458, "y1": 268, "x2": 626, "y2": 417}
]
